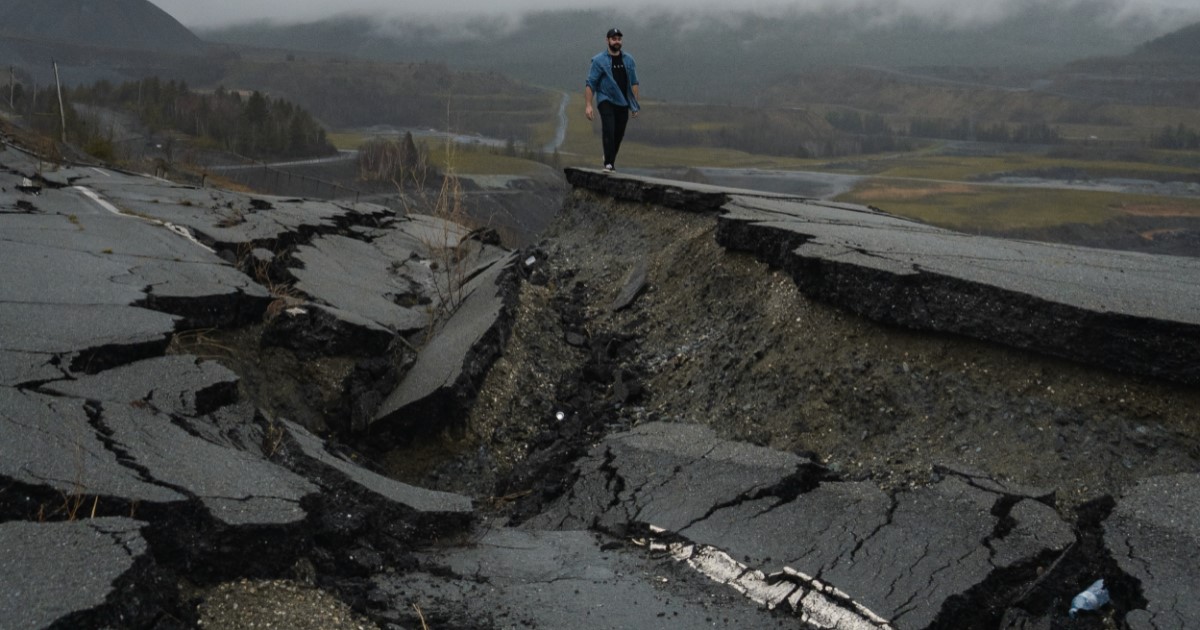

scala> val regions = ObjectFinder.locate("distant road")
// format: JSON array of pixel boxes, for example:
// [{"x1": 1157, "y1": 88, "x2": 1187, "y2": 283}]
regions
[
  {"x1": 543, "y1": 91, "x2": 570, "y2": 154},
  {"x1": 205, "y1": 150, "x2": 358, "y2": 172}
]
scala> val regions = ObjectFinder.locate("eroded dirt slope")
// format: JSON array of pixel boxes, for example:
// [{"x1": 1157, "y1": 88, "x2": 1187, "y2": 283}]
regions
[{"x1": 395, "y1": 189, "x2": 1200, "y2": 521}]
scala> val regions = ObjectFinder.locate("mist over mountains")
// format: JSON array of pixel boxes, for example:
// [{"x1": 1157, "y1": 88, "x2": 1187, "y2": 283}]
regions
[
  {"x1": 202, "y1": 1, "x2": 1187, "y2": 101},
  {"x1": 1135, "y1": 21, "x2": 1200, "y2": 59}
]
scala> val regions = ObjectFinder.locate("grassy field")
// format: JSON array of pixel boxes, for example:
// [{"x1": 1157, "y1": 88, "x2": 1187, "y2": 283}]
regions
[
  {"x1": 430, "y1": 145, "x2": 547, "y2": 176},
  {"x1": 335, "y1": 91, "x2": 1200, "y2": 177},
  {"x1": 329, "y1": 90, "x2": 1200, "y2": 237},
  {"x1": 859, "y1": 153, "x2": 1200, "y2": 181},
  {"x1": 328, "y1": 130, "x2": 548, "y2": 176},
  {"x1": 556, "y1": 94, "x2": 1200, "y2": 234},
  {"x1": 839, "y1": 180, "x2": 1200, "y2": 231},
  {"x1": 326, "y1": 132, "x2": 370, "y2": 150},
  {"x1": 557, "y1": 95, "x2": 830, "y2": 170}
]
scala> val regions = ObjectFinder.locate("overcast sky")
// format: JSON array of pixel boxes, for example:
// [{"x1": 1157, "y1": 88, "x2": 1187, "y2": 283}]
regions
[{"x1": 150, "y1": 0, "x2": 1200, "y2": 29}]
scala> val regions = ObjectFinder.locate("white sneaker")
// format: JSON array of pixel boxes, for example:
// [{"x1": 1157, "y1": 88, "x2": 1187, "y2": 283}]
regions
[{"x1": 603, "y1": 164, "x2": 614, "y2": 172}]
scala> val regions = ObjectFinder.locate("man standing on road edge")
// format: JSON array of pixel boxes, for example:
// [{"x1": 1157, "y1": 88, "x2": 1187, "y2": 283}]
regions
[{"x1": 584, "y1": 27, "x2": 640, "y2": 172}]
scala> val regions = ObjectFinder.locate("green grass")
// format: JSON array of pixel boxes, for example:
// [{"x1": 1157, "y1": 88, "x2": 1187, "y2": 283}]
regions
[
  {"x1": 600, "y1": 142, "x2": 824, "y2": 170},
  {"x1": 557, "y1": 95, "x2": 827, "y2": 169},
  {"x1": 334, "y1": 90, "x2": 1200, "y2": 239},
  {"x1": 431, "y1": 146, "x2": 545, "y2": 175},
  {"x1": 865, "y1": 153, "x2": 1198, "y2": 181},
  {"x1": 327, "y1": 132, "x2": 369, "y2": 150},
  {"x1": 329, "y1": 130, "x2": 546, "y2": 175},
  {"x1": 836, "y1": 179, "x2": 1200, "y2": 231}
]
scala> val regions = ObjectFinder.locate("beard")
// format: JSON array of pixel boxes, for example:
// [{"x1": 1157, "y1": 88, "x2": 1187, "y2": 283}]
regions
[{"x1": 608, "y1": 42, "x2": 622, "y2": 53}]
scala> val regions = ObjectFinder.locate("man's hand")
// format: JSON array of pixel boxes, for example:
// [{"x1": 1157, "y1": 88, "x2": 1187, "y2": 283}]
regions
[{"x1": 585, "y1": 103, "x2": 594, "y2": 121}]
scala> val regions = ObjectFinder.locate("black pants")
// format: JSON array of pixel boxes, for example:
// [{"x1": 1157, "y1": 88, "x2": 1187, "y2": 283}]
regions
[{"x1": 599, "y1": 101, "x2": 629, "y2": 167}]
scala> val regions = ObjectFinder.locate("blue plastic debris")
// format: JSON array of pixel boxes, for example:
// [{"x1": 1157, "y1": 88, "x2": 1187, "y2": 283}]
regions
[{"x1": 1069, "y1": 579, "x2": 1110, "y2": 618}]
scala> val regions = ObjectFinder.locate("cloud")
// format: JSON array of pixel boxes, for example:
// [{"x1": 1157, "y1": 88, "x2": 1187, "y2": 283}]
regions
[
  {"x1": 151, "y1": 0, "x2": 1200, "y2": 30},
  {"x1": 365, "y1": 13, "x2": 528, "y2": 43}
]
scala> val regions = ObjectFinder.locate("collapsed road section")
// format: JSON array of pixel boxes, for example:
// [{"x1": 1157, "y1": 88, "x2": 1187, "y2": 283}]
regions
[
  {"x1": 0, "y1": 142, "x2": 505, "y2": 628},
  {"x1": 2, "y1": 140, "x2": 1198, "y2": 629},
  {"x1": 566, "y1": 167, "x2": 1200, "y2": 385}
]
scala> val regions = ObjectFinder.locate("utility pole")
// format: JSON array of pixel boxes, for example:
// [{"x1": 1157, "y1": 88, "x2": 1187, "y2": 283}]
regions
[
  {"x1": 53, "y1": 60, "x2": 66, "y2": 143},
  {"x1": 8, "y1": 66, "x2": 13, "y2": 110}
]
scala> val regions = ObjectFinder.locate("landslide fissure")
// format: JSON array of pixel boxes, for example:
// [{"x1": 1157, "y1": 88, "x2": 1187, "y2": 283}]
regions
[{"x1": 398, "y1": 188, "x2": 1200, "y2": 529}]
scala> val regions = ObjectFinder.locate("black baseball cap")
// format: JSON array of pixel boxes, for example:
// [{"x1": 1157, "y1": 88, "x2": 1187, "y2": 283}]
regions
[{"x1": 606, "y1": 28, "x2": 623, "y2": 38}]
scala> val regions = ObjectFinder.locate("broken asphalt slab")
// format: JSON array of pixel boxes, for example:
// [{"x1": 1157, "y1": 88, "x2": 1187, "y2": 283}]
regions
[
  {"x1": 39, "y1": 355, "x2": 239, "y2": 417},
  {"x1": 565, "y1": 167, "x2": 779, "y2": 212},
  {"x1": 371, "y1": 251, "x2": 519, "y2": 436},
  {"x1": 1, "y1": 385, "x2": 316, "y2": 526},
  {"x1": 529, "y1": 422, "x2": 1091, "y2": 629},
  {"x1": 1, "y1": 152, "x2": 277, "y2": 383},
  {"x1": 261, "y1": 302, "x2": 396, "y2": 359},
  {"x1": 283, "y1": 421, "x2": 472, "y2": 516},
  {"x1": 290, "y1": 215, "x2": 512, "y2": 336},
  {"x1": 2, "y1": 143, "x2": 486, "y2": 626},
  {"x1": 7, "y1": 142, "x2": 1193, "y2": 628},
  {"x1": 566, "y1": 167, "x2": 1200, "y2": 384},
  {"x1": 0, "y1": 303, "x2": 178, "y2": 383},
  {"x1": 720, "y1": 195, "x2": 1200, "y2": 385},
  {"x1": 0, "y1": 518, "x2": 147, "y2": 630},
  {"x1": 59, "y1": 158, "x2": 394, "y2": 252},
  {"x1": 290, "y1": 233, "x2": 432, "y2": 334},
  {"x1": 1, "y1": 358, "x2": 476, "y2": 625},
  {"x1": 374, "y1": 526, "x2": 789, "y2": 629},
  {"x1": 1105, "y1": 473, "x2": 1200, "y2": 629},
  {"x1": 2, "y1": 144, "x2": 516, "y2": 437}
]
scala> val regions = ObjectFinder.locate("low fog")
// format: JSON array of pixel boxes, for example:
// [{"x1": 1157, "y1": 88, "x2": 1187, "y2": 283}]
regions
[{"x1": 153, "y1": 0, "x2": 1200, "y2": 29}]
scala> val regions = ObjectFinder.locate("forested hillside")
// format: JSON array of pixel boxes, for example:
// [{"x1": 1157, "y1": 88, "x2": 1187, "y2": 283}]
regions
[
  {"x1": 9, "y1": 77, "x2": 335, "y2": 161},
  {"x1": 1134, "y1": 21, "x2": 1200, "y2": 59},
  {"x1": 215, "y1": 57, "x2": 559, "y2": 144}
]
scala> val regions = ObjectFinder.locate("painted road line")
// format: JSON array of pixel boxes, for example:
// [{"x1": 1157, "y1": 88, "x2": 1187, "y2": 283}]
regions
[{"x1": 74, "y1": 185, "x2": 215, "y2": 254}]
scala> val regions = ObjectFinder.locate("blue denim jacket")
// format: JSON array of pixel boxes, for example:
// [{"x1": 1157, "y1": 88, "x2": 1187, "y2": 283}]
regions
[{"x1": 586, "y1": 51, "x2": 640, "y2": 112}]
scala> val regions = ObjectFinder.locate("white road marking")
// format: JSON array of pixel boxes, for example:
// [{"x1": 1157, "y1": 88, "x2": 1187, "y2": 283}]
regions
[
  {"x1": 74, "y1": 185, "x2": 123, "y2": 215},
  {"x1": 74, "y1": 185, "x2": 215, "y2": 254},
  {"x1": 639, "y1": 530, "x2": 893, "y2": 630}
]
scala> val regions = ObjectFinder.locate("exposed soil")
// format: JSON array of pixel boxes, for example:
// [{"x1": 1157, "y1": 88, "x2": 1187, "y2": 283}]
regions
[
  {"x1": 392, "y1": 189, "x2": 1200, "y2": 524},
  {"x1": 167, "y1": 184, "x2": 1198, "y2": 628}
]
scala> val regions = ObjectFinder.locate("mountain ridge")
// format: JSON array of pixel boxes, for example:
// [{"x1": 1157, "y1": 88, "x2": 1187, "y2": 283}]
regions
[
  {"x1": 200, "y1": 4, "x2": 1180, "y2": 102},
  {"x1": 0, "y1": 0, "x2": 207, "y2": 55},
  {"x1": 1133, "y1": 20, "x2": 1200, "y2": 59},
  {"x1": 0, "y1": 0, "x2": 217, "y2": 86}
]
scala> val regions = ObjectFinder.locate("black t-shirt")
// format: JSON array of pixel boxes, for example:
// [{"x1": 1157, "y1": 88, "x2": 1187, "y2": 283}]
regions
[{"x1": 611, "y1": 53, "x2": 629, "y2": 100}]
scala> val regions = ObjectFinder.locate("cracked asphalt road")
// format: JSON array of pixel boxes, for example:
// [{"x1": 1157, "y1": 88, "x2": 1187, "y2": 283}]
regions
[
  {"x1": 4, "y1": 136, "x2": 1198, "y2": 630},
  {"x1": 411, "y1": 173, "x2": 1200, "y2": 628}
]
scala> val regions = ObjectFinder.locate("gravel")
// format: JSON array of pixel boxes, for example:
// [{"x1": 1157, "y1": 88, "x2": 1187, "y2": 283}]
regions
[{"x1": 197, "y1": 580, "x2": 378, "y2": 630}]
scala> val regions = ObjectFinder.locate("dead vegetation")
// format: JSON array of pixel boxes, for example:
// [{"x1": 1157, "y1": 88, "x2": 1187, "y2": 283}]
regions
[
  {"x1": 378, "y1": 130, "x2": 487, "y2": 330},
  {"x1": 167, "y1": 328, "x2": 237, "y2": 360},
  {"x1": 233, "y1": 242, "x2": 304, "y2": 323}
]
